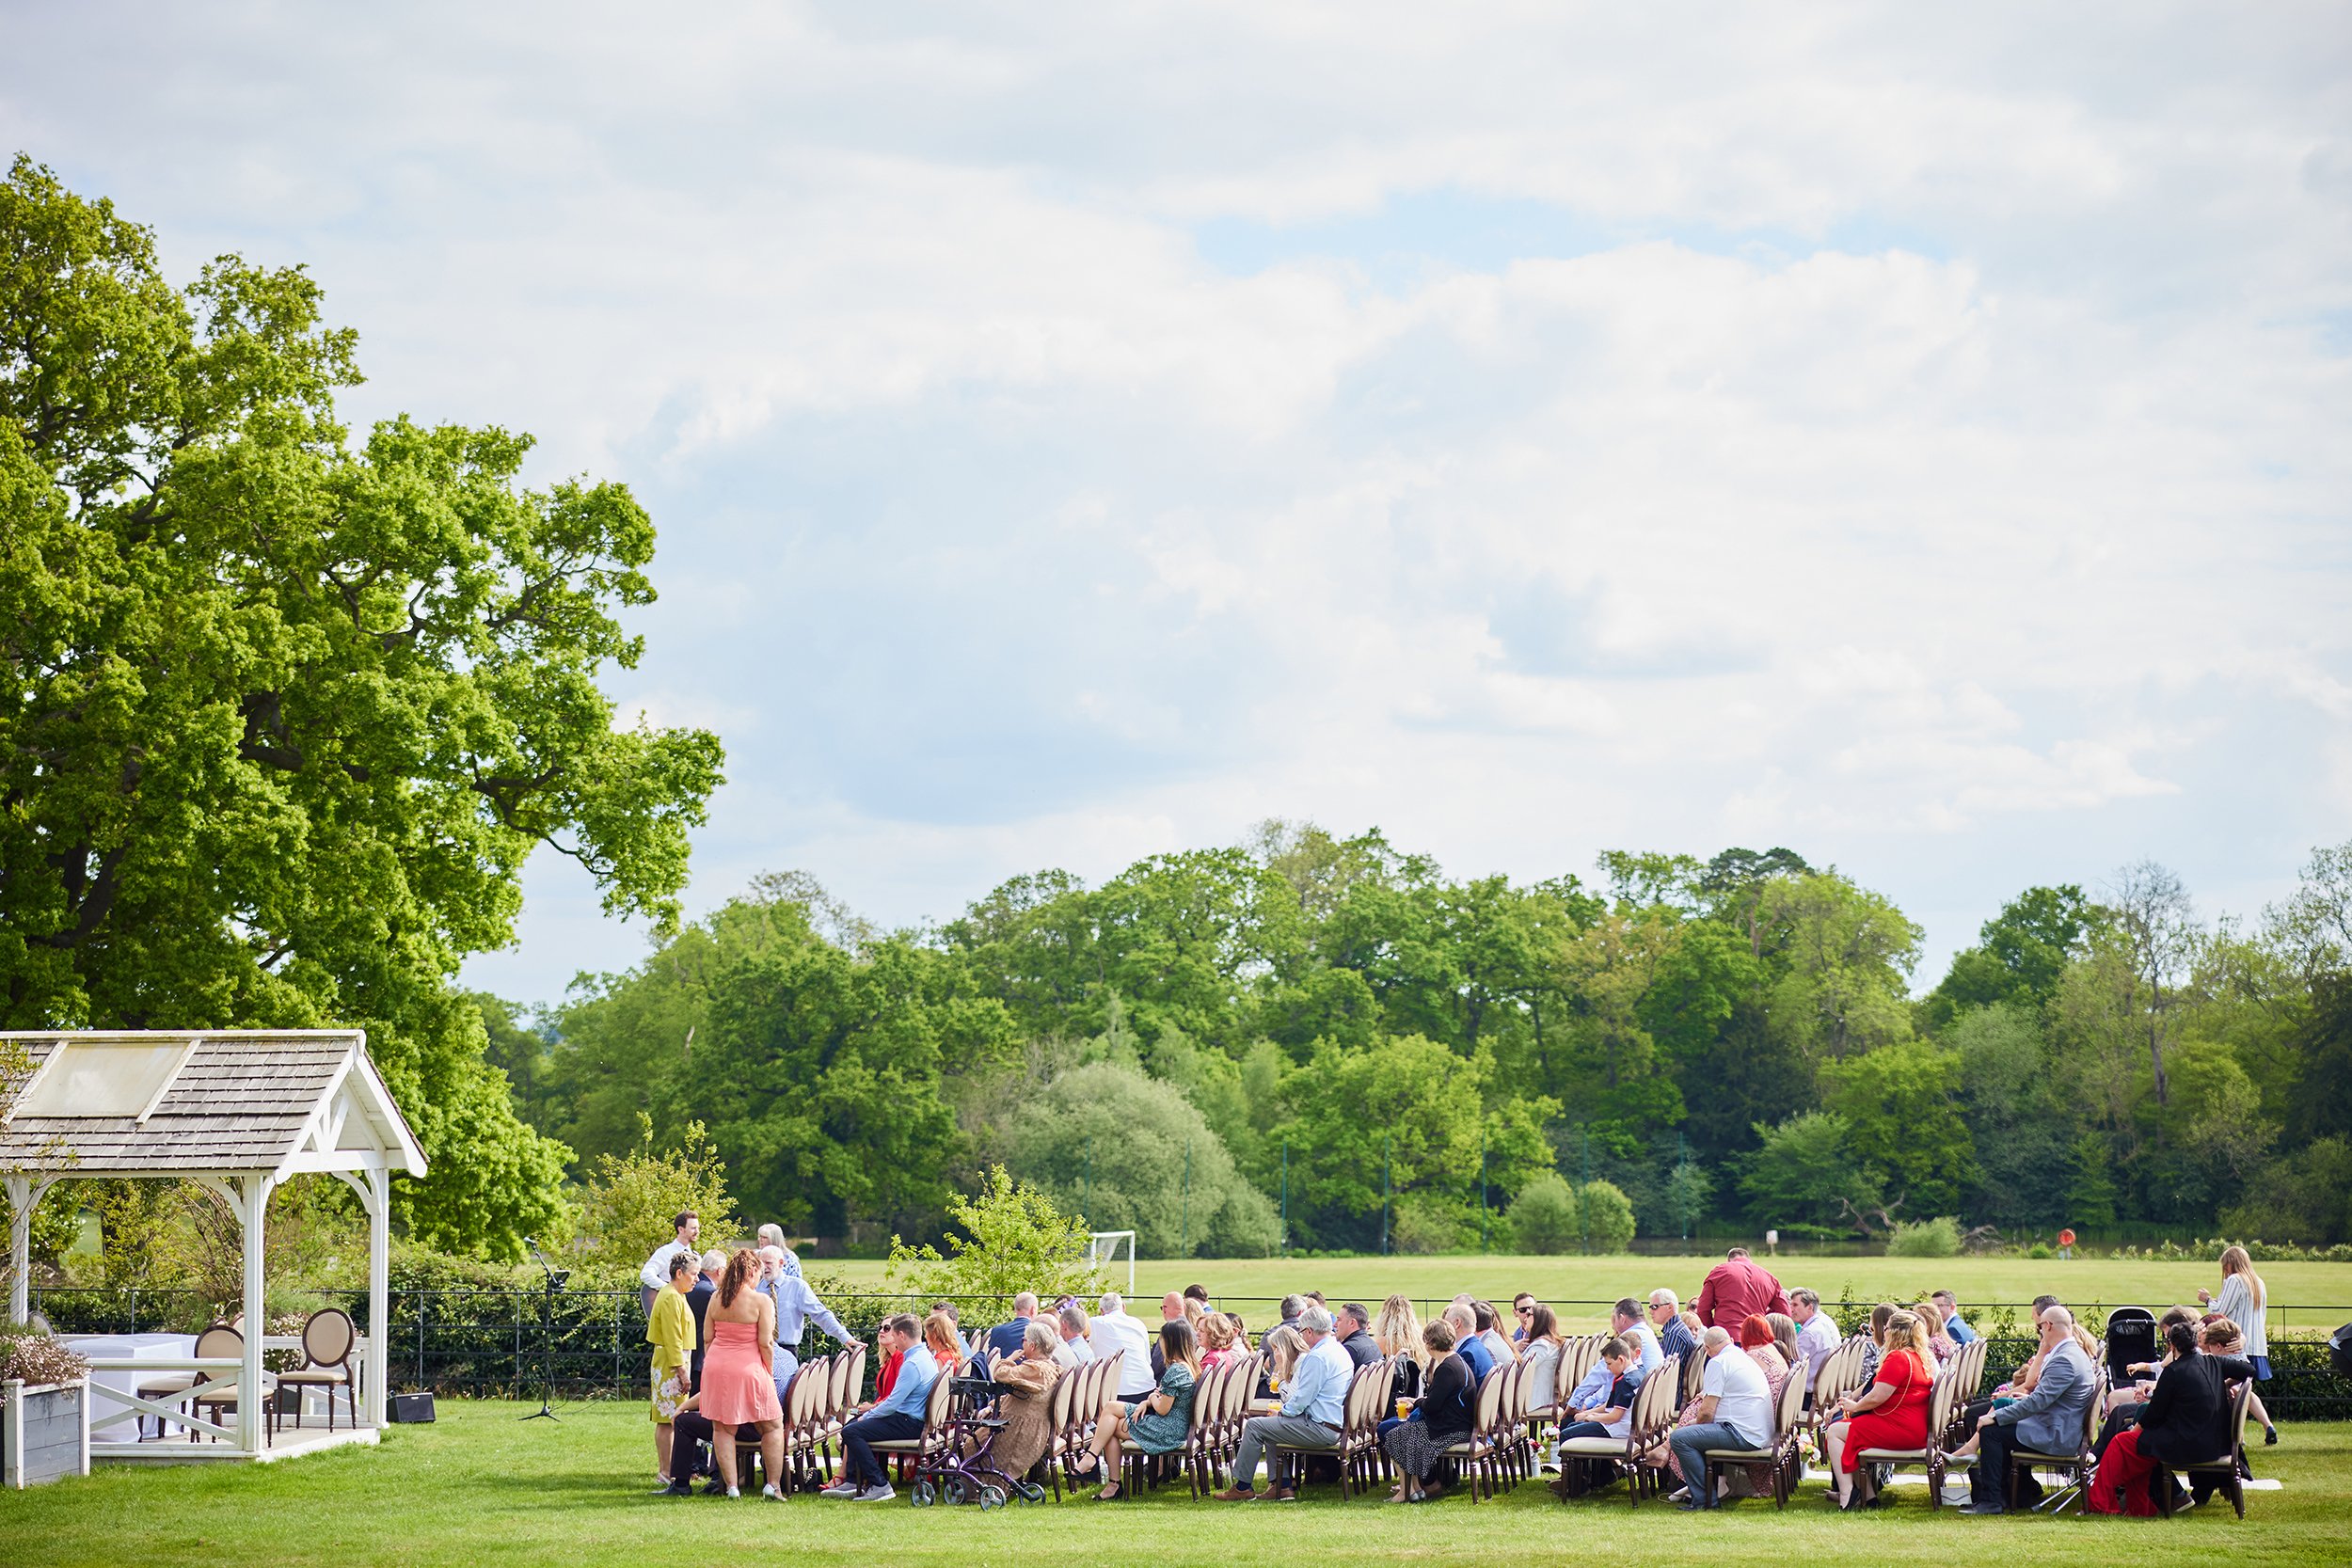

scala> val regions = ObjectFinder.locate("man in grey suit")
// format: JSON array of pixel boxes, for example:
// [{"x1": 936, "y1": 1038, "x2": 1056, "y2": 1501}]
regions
[{"x1": 1963, "y1": 1305, "x2": 2093, "y2": 1513}]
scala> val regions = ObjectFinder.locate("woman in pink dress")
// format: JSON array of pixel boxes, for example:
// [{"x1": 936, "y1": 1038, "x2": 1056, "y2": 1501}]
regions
[{"x1": 700, "y1": 1249, "x2": 786, "y2": 1498}]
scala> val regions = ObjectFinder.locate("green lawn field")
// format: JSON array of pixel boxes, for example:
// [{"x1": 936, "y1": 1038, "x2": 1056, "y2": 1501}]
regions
[
  {"x1": 813, "y1": 1254, "x2": 2352, "y2": 1334},
  {"x1": 2, "y1": 1399, "x2": 2344, "y2": 1567}
]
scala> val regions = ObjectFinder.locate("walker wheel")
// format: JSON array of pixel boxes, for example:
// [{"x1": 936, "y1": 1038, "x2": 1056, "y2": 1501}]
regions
[
  {"x1": 911, "y1": 1480, "x2": 934, "y2": 1507},
  {"x1": 979, "y1": 1484, "x2": 1006, "y2": 1512},
  {"x1": 1016, "y1": 1481, "x2": 1047, "y2": 1503},
  {"x1": 941, "y1": 1475, "x2": 973, "y2": 1507}
]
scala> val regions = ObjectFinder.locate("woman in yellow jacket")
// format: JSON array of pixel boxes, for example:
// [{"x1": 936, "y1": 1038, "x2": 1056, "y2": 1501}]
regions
[{"x1": 648, "y1": 1251, "x2": 699, "y2": 1485}]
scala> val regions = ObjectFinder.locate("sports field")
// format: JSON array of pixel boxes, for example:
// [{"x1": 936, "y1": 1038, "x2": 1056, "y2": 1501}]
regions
[
  {"x1": 0, "y1": 1399, "x2": 2343, "y2": 1567},
  {"x1": 816, "y1": 1254, "x2": 2352, "y2": 1333}
]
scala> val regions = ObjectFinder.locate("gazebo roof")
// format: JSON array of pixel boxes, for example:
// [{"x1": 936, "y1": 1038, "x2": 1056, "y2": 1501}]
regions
[{"x1": 0, "y1": 1030, "x2": 427, "y2": 1180}]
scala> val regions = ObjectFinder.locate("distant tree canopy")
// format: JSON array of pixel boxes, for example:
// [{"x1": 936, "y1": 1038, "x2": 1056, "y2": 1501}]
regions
[
  {"x1": 0, "y1": 158, "x2": 723, "y2": 1256},
  {"x1": 514, "y1": 822, "x2": 2352, "y2": 1251}
]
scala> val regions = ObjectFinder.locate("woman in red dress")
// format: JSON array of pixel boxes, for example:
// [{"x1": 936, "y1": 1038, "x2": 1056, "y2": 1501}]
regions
[
  {"x1": 700, "y1": 1249, "x2": 787, "y2": 1498},
  {"x1": 1821, "y1": 1308, "x2": 1934, "y2": 1509}
]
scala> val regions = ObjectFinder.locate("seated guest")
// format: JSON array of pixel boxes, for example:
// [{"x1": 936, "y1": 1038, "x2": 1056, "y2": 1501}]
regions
[
  {"x1": 1261, "y1": 1323, "x2": 1306, "y2": 1387},
  {"x1": 2089, "y1": 1320, "x2": 2254, "y2": 1515},
  {"x1": 1215, "y1": 1306, "x2": 1350, "y2": 1500},
  {"x1": 1200, "y1": 1312, "x2": 1238, "y2": 1370},
  {"x1": 1693, "y1": 1245, "x2": 1790, "y2": 1331},
  {"x1": 1648, "y1": 1290, "x2": 1696, "y2": 1363},
  {"x1": 1915, "y1": 1298, "x2": 1958, "y2": 1363},
  {"x1": 1996, "y1": 1295, "x2": 2065, "y2": 1401},
  {"x1": 1382, "y1": 1318, "x2": 1475, "y2": 1503},
  {"x1": 1089, "y1": 1292, "x2": 1156, "y2": 1404},
  {"x1": 985, "y1": 1292, "x2": 1041, "y2": 1364},
  {"x1": 648, "y1": 1251, "x2": 699, "y2": 1490},
  {"x1": 1767, "y1": 1313, "x2": 1801, "y2": 1384},
  {"x1": 1549, "y1": 1336, "x2": 1638, "y2": 1497},
  {"x1": 1823, "y1": 1308, "x2": 1933, "y2": 1510},
  {"x1": 1472, "y1": 1300, "x2": 1518, "y2": 1367},
  {"x1": 1335, "y1": 1303, "x2": 1381, "y2": 1368},
  {"x1": 824, "y1": 1312, "x2": 944, "y2": 1502},
  {"x1": 1957, "y1": 1305, "x2": 2093, "y2": 1513},
  {"x1": 1933, "y1": 1288, "x2": 1979, "y2": 1345},
  {"x1": 1150, "y1": 1293, "x2": 1185, "y2": 1379},
  {"x1": 1517, "y1": 1305, "x2": 1567, "y2": 1408},
  {"x1": 1277, "y1": 1293, "x2": 1307, "y2": 1330},
  {"x1": 1666, "y1": 1326, "x2": 1775, "y2": 1510},
  {"x1": 2099, "y1": 1306, "x2": 2200, "y2": 1449},
  {"x1": 1850, "y1": 1302, "x2": 1897, "y2": 1387},
  {"x1": 1375, "y1": 1294, "x2": 1427, "y2": 1402},
  {"x1": 1789, "y1": 1290, "x2": 1838, "y2": 1402},
  {"x1": 2200, "y1": 1318, "x2": 2274, "y2": 1442},
  {"x1": 1667, "y1": 1315, "x2": 1787, "y2": 1497},
  {"x1": 1073, "y1": 1320, "x2": 1201, "y2": 1500},
  {"x1": 1053, "y1": 1303, "x2": 1097, "y2": 1370},
  {"x1": 1184, "y1": 1282, "x2": 1213, "y2": 1309},
  {"x1": 1612, "y1": 1297, "x2": 1663, "y2": 1385},
  {"x1": 1511, "y1": 1291, "x2": 1539, "y2": 1344},
  {"x1": 965, "y1": 1318, "x2": 1061, "y2": 1483},
  {"x1": 1443, "y1": 1305, "x2": 1495, "y2": 1381}
]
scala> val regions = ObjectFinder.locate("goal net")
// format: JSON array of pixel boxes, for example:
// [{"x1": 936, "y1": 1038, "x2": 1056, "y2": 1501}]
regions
[{"x1": 1086, "y1": 1230, "x2": 1136, "y2": 1294}]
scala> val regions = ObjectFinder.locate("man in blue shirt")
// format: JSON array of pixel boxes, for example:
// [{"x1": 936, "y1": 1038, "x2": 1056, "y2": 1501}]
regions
[
  {"x1": 756, "y1": 1246, "x2": 852, "y2": 1398},
  {"x1": 825, "y1": 1313, "x2": 936, "y2": 1502},
  {"x1": 984, "y1": 1292, "x2": 1040, "y2": 1364},
  {"x1": 1214, "y1": 1306, "x2": 1350, "y2": 1500},
  {"x1": 1649, "y1": 1290, "x2": 1697, "y2": 1363},
  {"x1": 1446, "y1": 1304, "x2": 1496, "y2": 1381},
  {"x1": 1934, "y1": 1289, "x2": 1979, "y2": 1345}
]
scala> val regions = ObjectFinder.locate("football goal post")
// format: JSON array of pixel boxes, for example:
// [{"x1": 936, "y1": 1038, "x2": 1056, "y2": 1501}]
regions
[{"x1": 1087, "y1": 1230, "x2": 1136, "y2": 1294}]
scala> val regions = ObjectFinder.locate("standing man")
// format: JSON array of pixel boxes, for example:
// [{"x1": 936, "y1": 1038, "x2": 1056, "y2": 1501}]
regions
[
  {"x1": 1962, "y1": 1306, "x2": 2092, "y2": 1514},
  {"x1": 687, "y1": 1249, "x2": 723, "y2": 1391},
  {"x1": 1667, "y1": 1327, "x2": 1774, "y2": 1511},
  {"x1": 1089, "y1": 1291, "x2": 1155, "y2": 1403},
  {"x1": 1790, "y1": 1289, "x2": 1842, "y2": 1402},
  {"x1": 1215, "y1": 1306, "x2": 1350, "y2": 1500},
  {"x1": 1933, "y1": 1289, "x2": 1979, "y2": 1345},
  {"x1": 1612, "y1": 1298, "x2": 1663, "y2": 1386},
  {"x1": 987, "y1": 1292, "x2": 1041, "y2": 1363},
  {"x1": 1053, "y1": 1302, "x2": 1097, "y2": 1369},
  {"x1": 757, "y1": 1244, "x2": 852, "y2": 1396},
  {"x1": 1335, "y1": 1304, "x2": 1381, "y2": 1368},
  {"x1": 639, "y1": 1212, "x2": 699, "y2": 1314},
  {"x1": 1692, "y1": 1245, "x2": 1790, "y2": 1331},
  {"x1": 1649, "y1": 1290, "x2": 1697, "y2": 1362}
]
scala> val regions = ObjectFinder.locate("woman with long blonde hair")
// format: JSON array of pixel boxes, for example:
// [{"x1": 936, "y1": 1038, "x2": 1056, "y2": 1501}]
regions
[
  {"x1": 2201, "y1": 1244, "x2": 2275, "y2": 1442},
  {"x1": 1822, "y1": 1308, "x2": 1935, "y2": 1509}
]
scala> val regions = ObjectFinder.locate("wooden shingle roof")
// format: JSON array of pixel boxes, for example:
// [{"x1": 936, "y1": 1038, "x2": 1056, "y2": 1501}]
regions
[{"x1": 0, "y1": 1031, "x2": 426, "y2": 1178}]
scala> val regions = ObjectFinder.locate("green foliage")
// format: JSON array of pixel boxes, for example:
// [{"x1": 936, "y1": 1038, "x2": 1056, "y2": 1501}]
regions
[
  {"x1": 1571, "y1": 1179, "x2": 1638, "y2": 1253},
  {"x1": 1825, "y1": 1038, "x2": 1977, "y2": 1218},
  {"x1": 1922, "y1": 885, "x2": 2097, "y2": 1029},
  {"x1": 1391, "y1": 1194, "x2": 1472, "y2": 1254},
  {"x1": 1886, "y1": 1215, "x2": 1964, "y2": 1257},
  {"x1": 0, "y1": 158, "x2": 723, "y2": 1256},
  {"x1": 1663, "y1": 1158, "x2": 1712, "y2": 1239},
  {"x1": 1508, "y1": 1172, "x2": 1580, "y2": 1254},
  {"x1": 576, "y1": 1117, "x2": 738, "y2": 1275},
  {"x1": 1003, "y1": 1060, "x2": 1278, "y2": 1258},
  {"x1": 1740, "y1": 1111, "x2": 1883, "y2": 1233},
  {"x1": 1758, "y1": 872, "x2": 1923, "y2": 1067},
  {"x1": 884, "y1": 1166, "x2": 1102, "y2": 1302}
]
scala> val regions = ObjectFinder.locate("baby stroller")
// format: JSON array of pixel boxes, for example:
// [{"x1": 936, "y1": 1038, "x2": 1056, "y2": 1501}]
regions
[
  {"x1": 908, "y1": 1375, "x2": 1049, "y2": 1510},
  {"x1": 2104, "y1": 1307, "x2": 2158, "y2": 1385}
]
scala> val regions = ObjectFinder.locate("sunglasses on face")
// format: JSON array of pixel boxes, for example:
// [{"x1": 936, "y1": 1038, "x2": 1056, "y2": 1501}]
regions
[{"x1": 1515, "y1": 1307, "x2": 1533, "y2": 1316}]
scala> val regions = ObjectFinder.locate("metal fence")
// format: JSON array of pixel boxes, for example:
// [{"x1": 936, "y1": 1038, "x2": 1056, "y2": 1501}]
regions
[{"x1": 30, "y1": 1286, "x2": 2351, "y2": 1418}]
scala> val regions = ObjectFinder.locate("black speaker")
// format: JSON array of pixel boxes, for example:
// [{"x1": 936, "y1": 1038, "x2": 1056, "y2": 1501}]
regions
[
  {"x1": 2329, "y1": 1322, "x2": 2352, "y2": 1377},
  {"x1": 388, "y1": 1391, "x2": 437, "y2": 1423}
]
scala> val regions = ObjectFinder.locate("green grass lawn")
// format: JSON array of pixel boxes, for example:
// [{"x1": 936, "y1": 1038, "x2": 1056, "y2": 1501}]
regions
[
  {"x1": 3, "y1": 1399, "x2": 2345, "y2": 1567},
  {"x1": 816, "y1": 1254, "x2": 2352, "y2": 1334}
]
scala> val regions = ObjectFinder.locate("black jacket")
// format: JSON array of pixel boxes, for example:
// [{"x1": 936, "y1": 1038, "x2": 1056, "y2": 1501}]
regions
[
  {"x1": 1340, "y1": 1328, "x2": 1382, "y2": 1368},
  {"x1": 1419, "y1": 1352, "x2": 1476, "y2": 1443},
  {"x1": 2136, "y1": 1352, "x2": 2255, "y2": 1467}
]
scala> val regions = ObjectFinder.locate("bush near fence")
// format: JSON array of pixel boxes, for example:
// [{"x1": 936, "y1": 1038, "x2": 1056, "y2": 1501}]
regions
[{"x1": 30, "y1": 1288, "x2": 2352, "y2": 1419}]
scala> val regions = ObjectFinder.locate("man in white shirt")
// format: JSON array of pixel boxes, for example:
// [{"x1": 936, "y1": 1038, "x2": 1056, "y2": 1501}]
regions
[
  {"x1": 1790, "y1": 1289, "x2": 1841, "y2": 1402},
  {"x1": 1667, "y1": 1327, "x2": 1774, "y2": 1510},
  {"x1": 1215, "y1": 1306, "x2": 1351, "y2": 1499},
  {"x1": 1610, "y1": 1297, "x2": 1663, "y2": 1386},
  {"x1": 1089, "y1": 1291, "x2": 1155, "y2": 1400},
  {"x1": 1053, "y1": 1302, "x2": 1097, "y2": 1370},
  {"x1": 637, "y1": 1212, "x2": 699, "y2": 1313}
]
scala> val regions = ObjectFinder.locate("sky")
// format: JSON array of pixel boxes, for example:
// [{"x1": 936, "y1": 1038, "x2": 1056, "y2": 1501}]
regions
[{"x1": 5, "y1": 3, "x2": 2348, "y2": 1008}]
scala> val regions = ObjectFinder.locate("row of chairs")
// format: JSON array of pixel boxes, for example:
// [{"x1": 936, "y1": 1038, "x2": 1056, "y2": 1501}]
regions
[
  {"x1": 134, "y1": 1308, "x2": 360, "y2": 1443},
  {"x1": 761, "y1": 1344, "x2": 872, "y2": 1489}
]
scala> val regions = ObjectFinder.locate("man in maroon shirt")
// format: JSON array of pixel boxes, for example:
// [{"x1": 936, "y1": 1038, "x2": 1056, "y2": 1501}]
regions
[{"x1": 1692, "y1": 1245, "x2": 1790, "y2": 1330}]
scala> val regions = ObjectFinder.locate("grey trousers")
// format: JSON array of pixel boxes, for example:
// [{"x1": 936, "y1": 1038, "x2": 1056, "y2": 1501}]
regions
[{"x1": 1233, "y1": 1414, "x2": 1338, "y2": 1491}]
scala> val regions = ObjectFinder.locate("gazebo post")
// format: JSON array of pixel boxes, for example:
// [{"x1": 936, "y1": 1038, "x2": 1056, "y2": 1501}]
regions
[
  {"x1": 5, "y1": 1173, "x2": 39, "y2": 1325},
  {"x1": 365, "y1": 1166, "x2": 389, "y2": 1426},
  {"x1": 238, "y1": 1172, "x2": 274, "y2": 1454}
]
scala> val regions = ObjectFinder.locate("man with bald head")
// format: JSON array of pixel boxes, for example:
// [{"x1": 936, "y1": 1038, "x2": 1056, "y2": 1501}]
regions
[{"x1": 985, "y1": 1291, "x2": 1041, "y2": 1363}]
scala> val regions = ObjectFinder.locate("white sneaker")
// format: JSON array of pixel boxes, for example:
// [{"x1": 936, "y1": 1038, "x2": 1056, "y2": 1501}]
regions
[
  {"x1": 818, "y1": 1481, "x2": 858, "y2": 1497},
  {"x1": 855, "y1": 1483, "x2": 895, "y2": 1502},
  {"x1": 723, "y1": 1486, "x2": 740, "y2": 1498}
]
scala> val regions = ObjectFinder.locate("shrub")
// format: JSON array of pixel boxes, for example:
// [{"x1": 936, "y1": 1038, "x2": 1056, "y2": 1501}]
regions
[
  {"x1": 1887, "y1": 1215, "x2": 1963, "y2": 1257},
  {"x1": 2027, "y1": 1241, "x2": 2054, "y2": 1259},
  {"x1": 1391, "y1": 1195, "x2": 1472, "y2": 1255},
  {"x1": 576, "y1": 1117, "x2": 739, "y2": 1276},
  {"x1": 885, "y1": 1166, "x2": 1102, "y2": 1303},
  {"x1": 0, "y1": 1329, "x2": 88, "y2": 1389},
  {"x1": 1511, "y1": 1173, "x2": 1580, "y2": 1255},
  {"x1": 1573, "y1": 1180, "x2": 1638, "y2": 1254}
]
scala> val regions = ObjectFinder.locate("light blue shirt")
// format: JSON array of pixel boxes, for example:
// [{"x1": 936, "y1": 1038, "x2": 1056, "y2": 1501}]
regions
[
  {"x1": 1282, "y1": 1335, "x2": 1350, "y2": 1425},
  {"x1": 872, "y1": 1342, "x2": 938, "y2": 1421},
  {"x1": 1565, "y1": 1361, "x2": 1615, "y2": 1413},
  {"x1": 1947, "y1": 1313, "x2": 1979, "y2": 1345},
  {"x1": 760, "y1": 1274, "x2": 850, "y2": 1353},
  {"x1": 1621, "y1": 1322, "x2": 1662, "y2": 1386}
]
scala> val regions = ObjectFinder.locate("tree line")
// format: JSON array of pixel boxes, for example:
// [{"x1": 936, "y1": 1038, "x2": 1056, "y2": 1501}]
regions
[{"x1": 484, "y1": 829, "x2": 2352, "y2": 1257}]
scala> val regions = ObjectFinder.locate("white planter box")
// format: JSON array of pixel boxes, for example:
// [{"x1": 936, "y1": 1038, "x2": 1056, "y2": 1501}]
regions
[{"x1": 3, "y1": 1378, "x2": 92, "y2": 1487}]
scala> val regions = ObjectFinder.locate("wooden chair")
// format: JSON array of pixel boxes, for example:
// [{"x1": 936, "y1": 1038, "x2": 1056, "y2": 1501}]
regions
[
  {"x1": 187, "y1": 1325, "x2": 276, "y2": 1444},
  {"x1": 1804, "y1": 1338, "x2": 1864, "y2": 1465},
  {"x1": 276, "y1": 1307, "x2": 358, "y2": 1432},
  {"x1": 1685, "y1": 1362, "x2": 1807, "y2": 1509},
  {"x1": 2154, "y1": 1381, "x2": 2252, "y2": 1519},
  {"x1": 1678, "y1": 1343, "x2": 1706, "y2": 1406},
  {"x1": 1435, "y1": 1367, "x2": 1508, "y2": 1502},
  {"x1": 866, "y1": 1366, "x2": 955, "y2": 1478},
  {"x1": 1853, "y1": 1361, "x2": 1965, "y2": 1507}
]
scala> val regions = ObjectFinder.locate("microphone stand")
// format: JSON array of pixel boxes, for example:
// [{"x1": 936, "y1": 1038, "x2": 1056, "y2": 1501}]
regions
[{"x1": 519, "y1": 1236, "x2": 569, "y2": 1422}]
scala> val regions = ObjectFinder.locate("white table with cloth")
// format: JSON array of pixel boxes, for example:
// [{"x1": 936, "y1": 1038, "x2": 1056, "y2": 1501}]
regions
[{"x1": 62, "y1": 1333, "x2": 198, "y2": 1438}]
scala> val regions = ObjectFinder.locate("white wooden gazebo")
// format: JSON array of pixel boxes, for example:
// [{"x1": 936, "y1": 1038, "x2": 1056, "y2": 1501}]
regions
[{"x1": 1, "y1": 1030, "x2": 426, "y2": 1461}]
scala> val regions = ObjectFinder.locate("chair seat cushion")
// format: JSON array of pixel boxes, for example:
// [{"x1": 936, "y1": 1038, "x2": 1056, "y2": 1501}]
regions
[
  {"x1": 1856, "y1": 1448, "x2": 1927, "y2": 1461},
  {"x1": 278, "y1": 1370, "x2": 349, "y2": 1385},
  {"x1": 1555, "y1": 1437, "x2": 1632, "y2": 1456},
  {"x1": 1696, "y1": 1446, "x2": 1775, "y2": 1461},
  {"x1": 2009, "y1": 1449, "x2": 2080, "y2": 1465},
  {"x1": 866, "y1": 1439, "x2": 929, "y2": 1452}
]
